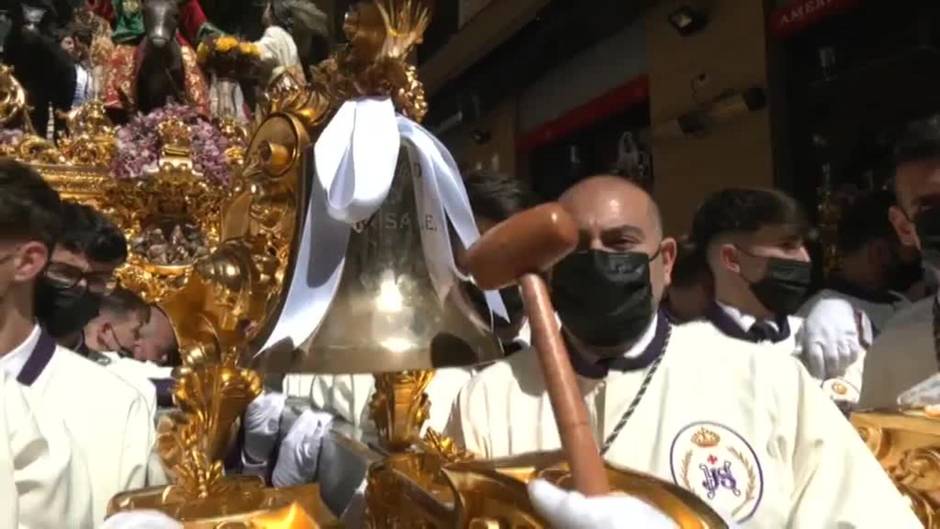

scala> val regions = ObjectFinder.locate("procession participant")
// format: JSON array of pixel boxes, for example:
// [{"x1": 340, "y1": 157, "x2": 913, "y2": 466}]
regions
[
  {"x1": 263, "y1": 169, "x2": 535, "y2": 487},
  {"x1": 59, "y1": 20, "x2": 93, "y2": 108},
  {"x1": 859, "y1": 115, "x2": 940, "y2": 408},
  {"x1": 446, "y1": 176, "x2": 918, "y2": 528},
  {"x1": 800, "y1": 190, "x2": 918, "y2": 333},
  {"x1": 255, "y1": 0, "x2": 318, "y2": 81},
  {"x1": 0, "y1": 159, "x2": 93, "y2": 528},
  {"x1": 134, "y1": 305, "x2": 180, "y2": 368},
  {"x1": 83, "y1": 288, "x2": 176, "y2": 413},
  {"x1": 4, "y1": 0, "x2": 78, "y2": 133},
  {"x1": 662, "y1": 237, "x2": 712, "y2": 323},
  {"x1": 1, "y1": 191, "x2": 156, "y2": 523},
  {"x1": 37, "y1": 201, "x2": 126, "y2": 352},
  {"x1": 691, "y1": 187, "x2": 866, "y2": 405}
]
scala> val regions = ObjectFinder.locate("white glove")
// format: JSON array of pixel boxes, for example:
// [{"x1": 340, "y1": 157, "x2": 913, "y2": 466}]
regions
[
  {"x1": 99, "y1": 511, "x2": 182, "y2": 529},
  {"x1": 527, "y1": 479, "x2": 678, "y2": 529},
  {"x1": 243, "y1": 392, "x2": 287, "y2": 464},
  {"x1": 798, "y1": 298, "x2": 871, "y2": 380},
  {"x1": 271, "y1": 408, "x2": 334, "y2": 487}
]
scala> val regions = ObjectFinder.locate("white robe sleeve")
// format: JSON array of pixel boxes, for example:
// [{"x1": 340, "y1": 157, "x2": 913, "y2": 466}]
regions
[
  {"x1": 119, "y1": 394, "x2": 156, "y2": 493},
  {"x1": 784, "y1": 362, "x2": 921, "y2": 528},
  {"x1": 1, "y1": 372, "x2": 93, "y2": 529},
  {"x1": 443, "y1": 377, "x2": 489, "y2": 458}
]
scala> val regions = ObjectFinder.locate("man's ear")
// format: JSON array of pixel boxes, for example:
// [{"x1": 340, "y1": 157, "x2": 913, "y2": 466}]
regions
[
  {"x1": 718, "y1": 243, "x2": 741, "y2": 274},
  {"x1": 13, "y1": 242, "x2": 49, "y2": 283},
  {"x1": 660, "y1": 237, "x2": 678, "y2": 288},
  {"x1": 889, "y1": 205, "x2": 920, "y2": 248}
]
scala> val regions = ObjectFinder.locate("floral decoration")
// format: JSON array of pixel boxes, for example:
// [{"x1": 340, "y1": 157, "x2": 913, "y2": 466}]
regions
[
  {"x1": 112, "y1": 104, "x2": 231, "y2": 185},
  {"x1": 197, "y1": 34, "x2": 262, "y2": 80}
]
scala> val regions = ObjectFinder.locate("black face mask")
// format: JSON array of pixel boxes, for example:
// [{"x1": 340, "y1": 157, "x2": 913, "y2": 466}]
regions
[
  {"x1": 743, "y1": 255, "x2": 812, "y2": 316},
  {"x1": 463, "y1": 282, "x2": 525, "y2": 331},
  {"x1": 35, "y1": 280, "x2": 102, "y2": 339},
  {"x1": 915, "y1": 207, "x2": 940, "y2": 270},
  {"x1": 551, "y1": 249, "x2": 656, "y2": 350}
]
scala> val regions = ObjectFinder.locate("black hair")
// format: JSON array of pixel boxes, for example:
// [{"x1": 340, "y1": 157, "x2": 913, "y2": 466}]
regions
[
  {"x1": 58, "y1": 201, "x2": 128, "y2": 265},
  {"x1": 894, "y1": 114, "x2": 940, "y2": 168},
  {"x1": 893, "y1": 114, "x2": 940, "y2": 200},
  {"x1": 152, "y1": 305, "x2": 181, "y2": 367},
  {"x1": 691, "y1": 187, "x2": 809, "y2": 250},
  {"x1": 464, "y1": 169, "x2": 535, "y2": 223},
  {"x1": 671, "y1": 238, "x2": 712, "y2": 290},
  {"x1": 0, "y1": 157, "x2": 63, "y2": 249},
  {"x1": 837, "y1": 190, "x2": 898, "y2": 254},
  {"x1": 100, "y1": 287, "x2": 150, "y2": 323}
]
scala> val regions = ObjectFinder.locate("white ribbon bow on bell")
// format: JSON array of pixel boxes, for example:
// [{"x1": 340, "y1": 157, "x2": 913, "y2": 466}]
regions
[{"x1": 259, "y1": 97, "x2": 508, "y2": 354}]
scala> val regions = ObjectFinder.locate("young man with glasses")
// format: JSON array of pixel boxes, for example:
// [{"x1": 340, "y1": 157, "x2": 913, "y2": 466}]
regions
[
  {"x1": 0, "y1": 186, "x2": 156, "y2": 523},
  {"x1": 36, "y1": 201, "x2": 126, "y2": 352}
]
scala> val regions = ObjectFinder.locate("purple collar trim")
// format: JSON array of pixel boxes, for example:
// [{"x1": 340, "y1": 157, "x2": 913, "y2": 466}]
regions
[
  {"x1": 17, "y1": 328, "x2": 57, "y2": 386},
  {"x1": 705, "y1": 302, "x2": 790, "y2": 344}
]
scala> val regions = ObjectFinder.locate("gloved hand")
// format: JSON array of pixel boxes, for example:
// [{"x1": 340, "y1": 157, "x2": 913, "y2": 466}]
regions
[
  {"x1": 527, "y1": 479, "x2": 679, "y2": 529},
  {"x1": 99, "y1": 510, "x2": 182, "y2": 529},
  {"x1": 271, "y1": 408, "x2": 334, "y2": 487},
  {"x1": 243, "y1": 392, "x2": 287, "y2": 465},
  {"x1": 798, "y1": 298, "x2": 872, "y2": 380}
]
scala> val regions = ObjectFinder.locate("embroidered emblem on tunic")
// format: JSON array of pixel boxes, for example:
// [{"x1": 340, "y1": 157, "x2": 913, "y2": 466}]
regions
[
  {"x1": 821, "y1": 378, "x2": 859, "y2": 402},
  {"x1": 669, "y1": 421, "x2": 764, "y2": 523}
]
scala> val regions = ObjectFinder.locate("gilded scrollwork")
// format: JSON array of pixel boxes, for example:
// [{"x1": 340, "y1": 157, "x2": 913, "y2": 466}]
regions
[{"x1": 851, "y1": 411, "x2": 940, "y2": 528}]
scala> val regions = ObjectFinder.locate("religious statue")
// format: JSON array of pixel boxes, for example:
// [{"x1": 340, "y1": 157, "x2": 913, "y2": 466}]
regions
[{"x1": 94, "y1": 0, "x2": 219, "y2": 118}]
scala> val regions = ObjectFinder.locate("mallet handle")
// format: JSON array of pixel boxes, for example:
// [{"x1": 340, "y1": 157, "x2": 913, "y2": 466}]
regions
[{"x1": 519, "y1": 273, "x2": 610, "y2": 496}]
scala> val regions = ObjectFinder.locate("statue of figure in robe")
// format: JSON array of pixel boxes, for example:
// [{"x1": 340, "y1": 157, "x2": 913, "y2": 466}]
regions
[{"x1": 90, "y1": 0, "x2": 220, "y2": 118}]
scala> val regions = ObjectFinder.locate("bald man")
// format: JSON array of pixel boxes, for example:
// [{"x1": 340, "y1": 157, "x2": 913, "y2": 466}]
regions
[{"x1": 446, "y1": 176, "x2": 918, "y2": 528}]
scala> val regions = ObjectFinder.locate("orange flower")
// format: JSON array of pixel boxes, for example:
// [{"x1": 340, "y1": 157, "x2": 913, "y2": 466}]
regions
[{"x1": 215, "y1": 36, "x2": 239, "y2": 53}]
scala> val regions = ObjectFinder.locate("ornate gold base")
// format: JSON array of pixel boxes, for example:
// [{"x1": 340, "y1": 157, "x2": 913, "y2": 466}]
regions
[
  {"x1": 852, "y1": 410, "x2": 940, "y2": 528},
  {"x1": 362, "y1": 370, "x2": 727, "y2": 529}
]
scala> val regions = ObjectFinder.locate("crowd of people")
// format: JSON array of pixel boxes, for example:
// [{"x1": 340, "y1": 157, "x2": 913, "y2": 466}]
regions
[
  {"x1": 239, "y1": 115, "x2": 940, "y2": 528},
  {"x1": 0, "y1": 158, "x2": 177, "y2": 527}
]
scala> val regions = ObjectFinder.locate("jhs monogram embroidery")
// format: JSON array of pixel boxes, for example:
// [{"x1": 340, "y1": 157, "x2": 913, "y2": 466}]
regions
[
  {"x1": 699, "y1": 458, "x2": 740, "y2": 499},
  {"x1": 670, "y1": 422, "x2": 764, "y2": 523}
]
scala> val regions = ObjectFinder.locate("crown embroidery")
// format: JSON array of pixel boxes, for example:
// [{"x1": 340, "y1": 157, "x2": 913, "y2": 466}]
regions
[{"x1": 691, "y1": 427, "x2": 721, "y2": 448}]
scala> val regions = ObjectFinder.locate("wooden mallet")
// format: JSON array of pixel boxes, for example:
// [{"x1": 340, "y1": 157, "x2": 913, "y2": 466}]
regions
[{"x1": 465, "y1": 202, "x2": 610, "y2": 496}]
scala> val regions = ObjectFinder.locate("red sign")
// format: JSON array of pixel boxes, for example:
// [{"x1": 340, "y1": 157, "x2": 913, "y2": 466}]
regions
[{"x1": 769, "y1": 0, "x2": 861, "y2": 38}]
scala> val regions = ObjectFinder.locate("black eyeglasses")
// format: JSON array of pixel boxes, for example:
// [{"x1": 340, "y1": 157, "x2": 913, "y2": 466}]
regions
[{"x1": 44, "y1": 262, "x2": 118, "y2": 295}]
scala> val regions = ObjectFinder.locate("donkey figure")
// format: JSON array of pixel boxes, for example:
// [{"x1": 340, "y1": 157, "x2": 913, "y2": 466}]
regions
[{"x1": 135, "y1": 0, "x2": 186, "y2": 115}]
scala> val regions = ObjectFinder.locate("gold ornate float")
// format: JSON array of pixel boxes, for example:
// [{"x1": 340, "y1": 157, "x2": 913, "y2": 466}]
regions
[
  {"x1": 852, "y1": 410, "x2": 940, "y2": 528},
  {"x1": 4, "y1": 1, "x2": 918, "y2": 528}
]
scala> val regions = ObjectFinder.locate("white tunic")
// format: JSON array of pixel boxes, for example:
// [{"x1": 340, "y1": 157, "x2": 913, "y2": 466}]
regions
[
  {"x1": 285, "y1": 368, "x2": 474, "y2": 434},
  {"x1": 96, "y1": 352, "x2": 173, "y2": 416},
  {"x1": 257, "y1": 26, "x2": 300, "y2": 72},
  {"x1": 1, "y1": 326, "x2": 156, "y2": 524},
  {"x1": 858, "y1": 297, "x2": 935, "y2": 409},
  {"x1": 446, "y1": 319, "x2": 919, "y2": 528},
  {"x1": 0, "y1": 369, "x2": 94, "y2": 529}
]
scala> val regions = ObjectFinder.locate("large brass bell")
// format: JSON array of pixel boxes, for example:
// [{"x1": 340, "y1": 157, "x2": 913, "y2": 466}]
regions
[{"x1": 254, "y1": 146, "x2": 504, "y2": 375}]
